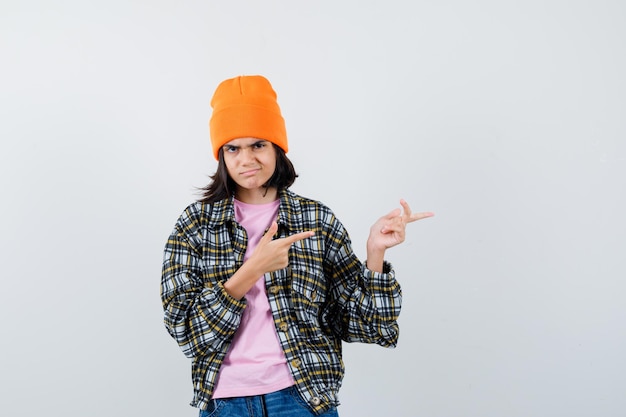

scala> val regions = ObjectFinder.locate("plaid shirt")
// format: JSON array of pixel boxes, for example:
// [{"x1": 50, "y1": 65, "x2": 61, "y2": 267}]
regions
[{"x1": 161, "y1": 189, "x2": 402, "y2": 414}]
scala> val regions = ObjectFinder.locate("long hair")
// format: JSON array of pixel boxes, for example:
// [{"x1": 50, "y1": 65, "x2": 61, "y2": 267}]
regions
[{"x1": 198, "y1": 144, "x2": 297, "y2": 204}]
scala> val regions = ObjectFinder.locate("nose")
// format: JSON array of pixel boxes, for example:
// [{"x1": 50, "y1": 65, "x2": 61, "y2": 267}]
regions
[{"x1": 238, "y1": 147, "x2": 256, "y2": 164}]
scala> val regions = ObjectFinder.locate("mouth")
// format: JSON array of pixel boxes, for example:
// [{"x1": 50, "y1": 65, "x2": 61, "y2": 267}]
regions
[{"x1": 240, "y1": 168, "x2": 261, "y2": 177}]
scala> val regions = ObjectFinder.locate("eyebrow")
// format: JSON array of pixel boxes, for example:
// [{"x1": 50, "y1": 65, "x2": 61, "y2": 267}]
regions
[{"x1": 223, "y1": 140, "x2": 268, "y2": 149}]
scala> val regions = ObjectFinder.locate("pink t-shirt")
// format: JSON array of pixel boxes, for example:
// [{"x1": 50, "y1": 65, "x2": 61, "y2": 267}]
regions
[{"x1": 212, "y1": 199, "x2": 295, "y2": 398}]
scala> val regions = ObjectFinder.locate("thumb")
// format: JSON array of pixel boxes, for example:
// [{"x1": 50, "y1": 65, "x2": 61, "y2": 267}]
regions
[{"x1": 260, "y1": 221, "x2": 279, "y2": 243}]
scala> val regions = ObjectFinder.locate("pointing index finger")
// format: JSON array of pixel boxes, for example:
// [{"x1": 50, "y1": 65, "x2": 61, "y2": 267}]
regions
[
  {"x1": 408, "y1": 211, "x2": 435, "y2": 222},
  {"x1": 283, "y1": 230, "x2": 315, "y2": 245},
  {"x1": 399, "y1": 199, "x2": 434, "y2": 223}
]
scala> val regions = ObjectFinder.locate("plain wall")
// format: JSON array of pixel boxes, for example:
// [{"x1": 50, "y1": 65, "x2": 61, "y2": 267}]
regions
[{"x1": 1, "y1": 1, "x2": 624, "y2": 416}]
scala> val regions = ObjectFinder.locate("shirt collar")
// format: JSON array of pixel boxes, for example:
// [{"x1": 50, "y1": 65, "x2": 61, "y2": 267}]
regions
[
  {"x1": 277, "y1": 188, "x2": 303, "y2": 234},
  {"x1": 205, "y1": 188, "x2": 304, "y2": 233}
]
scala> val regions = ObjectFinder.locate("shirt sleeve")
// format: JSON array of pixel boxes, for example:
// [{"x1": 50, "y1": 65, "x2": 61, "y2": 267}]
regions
[
  {"x1": 160, "y1": 206, "x2": 246, "y2": 358},
  {"x1": 321, "y1": 214, "x2": 402, "y2": 347}
]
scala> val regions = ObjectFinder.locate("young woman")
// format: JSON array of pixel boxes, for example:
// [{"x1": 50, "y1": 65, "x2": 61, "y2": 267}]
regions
[{"x1": 161, "y1": 75, "x2": 433, "y2": 417}]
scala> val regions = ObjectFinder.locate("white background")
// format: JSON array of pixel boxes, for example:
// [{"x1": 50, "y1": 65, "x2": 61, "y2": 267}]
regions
[{"x1": 1, "y1": 1, "x2": 625, "y2": 416}]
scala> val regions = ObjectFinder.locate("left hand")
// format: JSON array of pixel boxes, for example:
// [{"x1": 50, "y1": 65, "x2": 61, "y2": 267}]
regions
[{"x1": 367, "y1": 199, "x2": 434, "y2": 252}]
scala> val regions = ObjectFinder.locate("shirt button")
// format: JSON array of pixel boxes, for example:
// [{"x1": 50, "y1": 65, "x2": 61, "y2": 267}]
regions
[
  {"x1": 278, "y1": 322, "x2": 288, "y2": 332},
  {"x1": 291, "y1": 358, "x2": 302, "y2": 368},
  {"x1": 310, "y1": 397, "x2": 321, "y2": 406},
  {"x1": 268, "y1": 285, "x2": 280, "y2": 294}
]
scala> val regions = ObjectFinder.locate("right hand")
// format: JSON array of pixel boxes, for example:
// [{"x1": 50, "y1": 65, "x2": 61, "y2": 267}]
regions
[
  {"x1": 249, "y1": 221, "x2": 315, "y2": 274},
  {"x1": 224, "y1": 221, "x2": 315, "y2": 300}
]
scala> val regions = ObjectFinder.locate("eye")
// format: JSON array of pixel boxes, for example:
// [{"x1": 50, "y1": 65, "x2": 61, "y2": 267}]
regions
[
  {"x1": 252, "y1": 141, "x2": 267, "y2": 150},
  {"x1": 224, "y1": 145, "x2": 238, "y2": 153}
]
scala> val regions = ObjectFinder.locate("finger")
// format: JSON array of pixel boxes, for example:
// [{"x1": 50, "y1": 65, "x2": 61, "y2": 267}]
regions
[
  {"x1": 381, "y1": 216, "x2": 405, "y2": 234},
  {"x1": 407, "y1": 211, "x2": 435, "y2": 223},
  {"x1": 283, "y1": 230, "x2": 315, "y2": 245},
  {"x1": 399, "y1": 199, "x2": 412, "y2": 219},
  {"x1": 261, "y1": 221, "x2": 279, "y2": 243}
]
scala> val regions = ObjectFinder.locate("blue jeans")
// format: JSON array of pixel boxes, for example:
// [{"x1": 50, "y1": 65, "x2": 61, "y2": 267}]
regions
[{"x1": 198, "y1": 386, "x2": 339, "y2": 417}]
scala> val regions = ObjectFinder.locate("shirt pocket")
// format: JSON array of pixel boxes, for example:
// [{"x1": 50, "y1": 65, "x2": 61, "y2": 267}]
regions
[{"x1": 291, "y1": 265, "x2": 327, "y2": 331}]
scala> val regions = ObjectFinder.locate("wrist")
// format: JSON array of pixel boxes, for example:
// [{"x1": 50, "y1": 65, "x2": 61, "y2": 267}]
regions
[
  {"x1": 366, "y1": 243, "x2": 385, "y2": 273},
  {"x1": 224, "y1": 260, "x2": 265, "y2": 300},
  {"x1": 367, "y1": 240, "x2": 386, "y2": 257}
]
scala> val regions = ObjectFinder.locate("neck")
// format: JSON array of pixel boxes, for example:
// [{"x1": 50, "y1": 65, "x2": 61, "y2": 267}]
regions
[{"x1": 235, "y1": 186, "x2": 279, "y2": 204}]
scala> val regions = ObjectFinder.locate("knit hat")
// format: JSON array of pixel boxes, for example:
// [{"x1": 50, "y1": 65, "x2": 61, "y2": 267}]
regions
[{"x1": 209, "y1": 75, "x2": 288, "y2": 160}]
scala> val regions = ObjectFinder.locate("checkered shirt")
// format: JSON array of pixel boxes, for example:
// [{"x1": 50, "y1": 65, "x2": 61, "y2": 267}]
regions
[{"x1": 161, "y1": 189, "x2": 402, "y2": 414}]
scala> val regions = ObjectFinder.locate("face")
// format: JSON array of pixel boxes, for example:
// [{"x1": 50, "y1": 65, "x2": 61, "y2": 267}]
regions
[{"x1": 222, "y1": 137, "x2": 277, "y2": 197}]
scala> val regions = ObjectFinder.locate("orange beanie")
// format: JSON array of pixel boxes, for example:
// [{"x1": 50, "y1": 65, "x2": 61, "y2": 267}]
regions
[{"x1": 209, "y1": 75, "x2": 288, "y2": 160}]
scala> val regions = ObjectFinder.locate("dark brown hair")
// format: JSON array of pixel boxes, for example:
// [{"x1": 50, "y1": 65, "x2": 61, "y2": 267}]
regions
[{"x1": 198, "y1": 144, "x2": 298, "y2": 204}]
